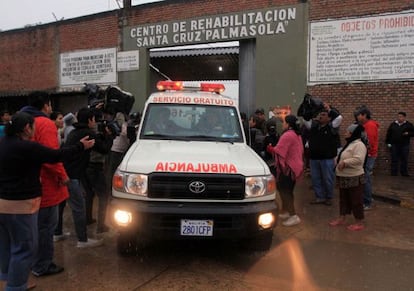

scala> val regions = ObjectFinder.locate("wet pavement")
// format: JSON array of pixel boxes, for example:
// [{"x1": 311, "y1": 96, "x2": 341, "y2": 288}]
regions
[
  {"x1": 1, "y1": 173, "x2": 413, "y2": 290},
  {"x1": 371, "y1": 172, "x2": 414, "y2": 209}
]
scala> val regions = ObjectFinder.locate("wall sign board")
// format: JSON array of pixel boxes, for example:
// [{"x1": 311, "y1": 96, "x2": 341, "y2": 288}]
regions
[
  {"x1": 60, "y1": 48, "x2": 117, "y2": 86},
  {"x1": 128, "y1": 7, "x2": 299, "y2": 48},
  {"x1": 117, "y1": 50, "x2": 140, "y2": 72},
  {"x1": 308, "y1": 11, "x2": 414, "y2": 84}
]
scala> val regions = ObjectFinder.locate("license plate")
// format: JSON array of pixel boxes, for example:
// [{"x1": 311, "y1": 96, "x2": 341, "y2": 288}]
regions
[{"x1": 180, "y1": 219, "x2": 214, "y2": 236}]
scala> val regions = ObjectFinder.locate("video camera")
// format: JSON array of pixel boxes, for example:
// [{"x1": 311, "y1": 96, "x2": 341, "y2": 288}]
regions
[
  {"x1": 99, "y1": 119, "x2": 121, "y2": 137},
  {"x1": 84, "y1": 83, "x2": 135, "y2": 116},
  {"x1": 297, "y1": 93, "x2": 324, "y2": 121},
  {"x1": 84, "y1": 83, "x2": 135, "y2": 137},
  {"x1": 89, "y1": 107, "x2": 120, "y2": 137}
]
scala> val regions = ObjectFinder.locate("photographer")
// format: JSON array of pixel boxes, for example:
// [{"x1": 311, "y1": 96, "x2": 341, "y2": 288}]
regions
[
  {"x1": 63, "y1": 107, "x2": 114, "y2": 247},
  {"x1": 83, "y1": 109, "x2": 116, "y2": 233}
]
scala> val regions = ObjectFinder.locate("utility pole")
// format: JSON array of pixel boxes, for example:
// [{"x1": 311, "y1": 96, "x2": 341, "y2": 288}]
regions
[{"x1": 123, "y1": 0, "x2": 131, "y2": 9}]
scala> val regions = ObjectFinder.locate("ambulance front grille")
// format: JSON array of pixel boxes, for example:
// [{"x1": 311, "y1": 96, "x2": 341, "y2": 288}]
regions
[{"x1": 148, "y1": 173, "x2": 245, "y2": 200}]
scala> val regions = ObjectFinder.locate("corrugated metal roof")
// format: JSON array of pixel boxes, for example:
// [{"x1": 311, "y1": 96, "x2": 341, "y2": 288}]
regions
[
  {"x1": 150, "y1": 45, "x2": 239, "y2": 80},
  {"x1": 150, "y1": 47, "x2": 239, "y2": 58},
  {"x1": 0, "y1": 89, "x2": 85, "y2": 98},
  {"x1": 0, "y1": 91, "x2": 30, "y2": 98}
]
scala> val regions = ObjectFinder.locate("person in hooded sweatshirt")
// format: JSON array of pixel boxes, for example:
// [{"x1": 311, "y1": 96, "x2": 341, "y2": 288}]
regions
[
  {"x1": 62, "y1": 112, "x2": 77, "y2": 145},
  {"x1": 20, "y1": 92, "x2": 70, "y2": 277}
]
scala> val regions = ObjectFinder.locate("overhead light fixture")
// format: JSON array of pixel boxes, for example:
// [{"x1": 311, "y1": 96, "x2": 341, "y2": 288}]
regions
[{"x1": 218, "y1": 66, "x2": 223, "y2": 72}]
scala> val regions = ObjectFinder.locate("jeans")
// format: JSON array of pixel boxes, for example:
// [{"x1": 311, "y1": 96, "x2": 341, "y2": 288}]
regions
[
  {"x1": 310, "y1": 158, "x2": 335, "y2": 200},
  {"x1": 364, "y1": 156, "x2": 376, "y2": 206},
  {"x1": 54, "y1": 200, "x2": 66, "y2": 235},
  {"x1": 67, "y1": 179, "x2": 88, "y2": 242},
  {"x1": 84, "y1": 163, "x2": 109, "y2": 230},
  {"x1": 32, "y1": 206, "x2": 58, "y2": 275},
  {"x1": 0, "y1": 213, "x2": 38, "y2": 291},
  {"x1": 390, "y1": 144, "x2": 409, "y2": 175}
]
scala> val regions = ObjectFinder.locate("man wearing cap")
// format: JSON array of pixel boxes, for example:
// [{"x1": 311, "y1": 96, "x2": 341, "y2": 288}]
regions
[{"x1": 355, "y1": 106, "x2": 379, "y2": 210}]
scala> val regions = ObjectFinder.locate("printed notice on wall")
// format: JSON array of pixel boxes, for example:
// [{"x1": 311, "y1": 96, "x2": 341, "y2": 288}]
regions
[
  {"x1": 60, "y1": 48, "x2": 117, "y2": 86},
  {"x1": 117, "y1": 50, "x2": 139, "y2": 71},
  {"x1": 308, "y1": 12, "x2": 414, "y2": 84}
]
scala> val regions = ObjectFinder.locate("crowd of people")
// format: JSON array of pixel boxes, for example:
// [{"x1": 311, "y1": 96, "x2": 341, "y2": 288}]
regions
[
  {"x1": 0, "y1": 110, "x2": 95, "y2": 290},
  {"x1": 244, "y1": 101, "x2": 414, "y2": 231},
  {"x1": 0, "y1": 92, "x2": 141, "y2": 290},
  {"x1": 1, "y1": 92, "x2": 413, "y2": 290}
]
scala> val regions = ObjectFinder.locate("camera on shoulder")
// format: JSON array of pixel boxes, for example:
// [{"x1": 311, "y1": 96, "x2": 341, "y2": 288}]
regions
[{"x1": 96, "y1": 119, "x2": 120, "y2": 137}]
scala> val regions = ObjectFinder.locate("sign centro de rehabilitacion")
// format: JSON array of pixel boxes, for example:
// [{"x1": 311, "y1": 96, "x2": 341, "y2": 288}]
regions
[{"x1": 129, "y1": 7, "x2": 298, "y2": 48}]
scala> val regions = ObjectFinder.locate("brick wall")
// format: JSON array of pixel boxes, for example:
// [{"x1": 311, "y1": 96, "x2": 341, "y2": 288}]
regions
[
  {"x1": 59, "y1": 15, "x2": 119, "y2": 52},
  {"x1": 308, "y1": 83, "x2": 414, "y2": 173},
  {"x1": 0, "y1": 14, "x2": 118, "y2": 92},
  {"x1": 0, "y1": 27, "x2": 58, "y2": 90}
]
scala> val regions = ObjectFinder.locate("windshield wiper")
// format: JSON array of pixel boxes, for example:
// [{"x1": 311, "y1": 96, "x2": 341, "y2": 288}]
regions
[{"x1": 186, "y1": 135, "x2": 236, "y2": 144}]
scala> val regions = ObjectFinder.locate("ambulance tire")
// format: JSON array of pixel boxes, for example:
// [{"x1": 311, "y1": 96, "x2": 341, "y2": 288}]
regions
[
  {"x1": 243, "y1": 231, "x2": 273, "y2": 252},
  {"x1": 117, "y1": 232, "x2": 139, "y2": 256}
]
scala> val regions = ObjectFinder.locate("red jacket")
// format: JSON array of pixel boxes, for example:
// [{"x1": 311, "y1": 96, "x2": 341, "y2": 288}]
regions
[
  {"x1": 33, "y1": 116, "x2": 69, "y2": 207},
  {"x1": 363, "y1": 119, "x2": 379, "y2": 158}
]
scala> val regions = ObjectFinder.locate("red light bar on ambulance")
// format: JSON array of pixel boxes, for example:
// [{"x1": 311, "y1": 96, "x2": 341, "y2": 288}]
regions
[
  {"x1": 157, "y1": 81, "x2": 183, "y2": 91},
  {"x1": 200, "y1": 83, "x2": 225, "y2": 93},
  {"x1": 156, "y1": 81, "x2": 225, "y2": 94}
]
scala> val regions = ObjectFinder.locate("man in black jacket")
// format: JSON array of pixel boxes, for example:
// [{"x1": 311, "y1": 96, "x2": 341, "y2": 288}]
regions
[
  {"x1": 385, "y1": 112, "x2": 414, "y2": 176},
  {"x1": 304, "y1": 106, "x2": 343, "y2": 206},
  {"x1": 64, "y1": 107, "x2": 114, "y2": 248}
]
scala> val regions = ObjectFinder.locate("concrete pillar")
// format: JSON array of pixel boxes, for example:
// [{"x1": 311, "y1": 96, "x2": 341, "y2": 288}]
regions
[{"x1": 239, "y1": 39, "x2": 256, "y2": 117}]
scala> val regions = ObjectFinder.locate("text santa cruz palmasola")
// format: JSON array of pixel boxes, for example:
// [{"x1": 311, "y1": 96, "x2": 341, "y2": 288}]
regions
[{"x1": 130, "y1": 7, "x2": 297, "y2": 48}]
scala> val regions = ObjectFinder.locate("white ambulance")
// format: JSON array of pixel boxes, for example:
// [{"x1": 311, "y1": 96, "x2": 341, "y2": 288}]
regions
[{"x1": 110, "y1": 81, "x2": 277, "y2": 255}]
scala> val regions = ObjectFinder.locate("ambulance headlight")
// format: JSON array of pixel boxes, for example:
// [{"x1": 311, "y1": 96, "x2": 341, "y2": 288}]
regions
[
  {"x1": 114, "y1": 210, "x2": 132, "y2": 226},
  {"x1": 245, "y1": 175, "x2": 276, "y2": 198},
  {"x1": 113, "y1": 170, "x2": 148, "y2": 196}
]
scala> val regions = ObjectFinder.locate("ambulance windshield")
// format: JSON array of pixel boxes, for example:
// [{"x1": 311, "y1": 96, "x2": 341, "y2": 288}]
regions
[{"x1": 140, "y1": 104, "x2": 244, "y2": 142}]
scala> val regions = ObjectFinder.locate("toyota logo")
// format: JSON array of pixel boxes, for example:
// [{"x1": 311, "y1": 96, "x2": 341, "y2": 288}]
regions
[{"x1": 188, "y1": 181, "x2": 206, "y2": 194}]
